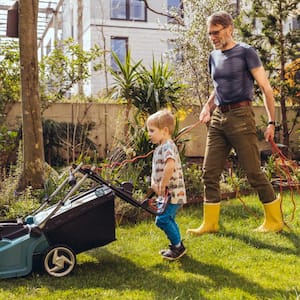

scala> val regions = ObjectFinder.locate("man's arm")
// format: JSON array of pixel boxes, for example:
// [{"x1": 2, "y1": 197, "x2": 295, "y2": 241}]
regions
[
  {"x1": 250, "y1": 66, "x2": 275, "y2": 141},
  {"x1": 199, "y1": 91, "x2": 217, "y2": 123}
]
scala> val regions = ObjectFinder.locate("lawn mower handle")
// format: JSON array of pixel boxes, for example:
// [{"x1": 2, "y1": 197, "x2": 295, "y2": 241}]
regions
[{"x1": 77, "y1": 165, "x2": 165, "y2": 216}]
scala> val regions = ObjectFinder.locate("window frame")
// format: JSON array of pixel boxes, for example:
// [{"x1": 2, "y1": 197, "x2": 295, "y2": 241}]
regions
[
  {"x1": 110, "y1": 0, "x2": 147, "y2": 22},
  {"x1": 110, "y1": 36, "x2": 128, "y2": 72}
]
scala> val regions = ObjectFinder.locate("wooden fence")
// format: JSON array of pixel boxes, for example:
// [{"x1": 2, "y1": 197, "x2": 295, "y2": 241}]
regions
[{"x1": 5, "y1": 103, "x2": 300, "y2": 159}]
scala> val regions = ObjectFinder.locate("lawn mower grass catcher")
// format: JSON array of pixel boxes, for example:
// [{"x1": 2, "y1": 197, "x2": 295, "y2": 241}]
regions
[{"x1": 0, "y1": 164, "x2": 170, "y2": 279}]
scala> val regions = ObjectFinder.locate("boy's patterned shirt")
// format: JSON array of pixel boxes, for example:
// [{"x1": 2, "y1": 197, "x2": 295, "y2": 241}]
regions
[{"x1": 152, "y1": 140, "x2": 186, "y2": 204}]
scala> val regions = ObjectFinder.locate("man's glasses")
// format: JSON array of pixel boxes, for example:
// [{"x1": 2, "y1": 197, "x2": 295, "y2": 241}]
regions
[{"x1": 208, "y1": 27, "x2": 227, "y2": 37}]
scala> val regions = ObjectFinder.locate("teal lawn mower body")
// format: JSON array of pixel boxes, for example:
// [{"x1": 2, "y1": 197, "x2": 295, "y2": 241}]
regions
[{"x1": 0, "y1": 164, "x2": 168, "y2": 278}]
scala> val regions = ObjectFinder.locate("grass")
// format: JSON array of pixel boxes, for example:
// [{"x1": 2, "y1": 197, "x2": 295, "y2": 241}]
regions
[{"x1": 1, "y1": 192, "x2": 300, "y2": 300}]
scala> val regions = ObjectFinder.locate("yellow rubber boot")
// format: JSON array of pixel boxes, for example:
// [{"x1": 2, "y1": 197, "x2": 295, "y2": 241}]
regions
[
  {"x1": 255, "y1": 197, "x2": 284, "y2": 233},
  {"x1": 186, "y1": 202, "x2": 220, "y2": 236}
]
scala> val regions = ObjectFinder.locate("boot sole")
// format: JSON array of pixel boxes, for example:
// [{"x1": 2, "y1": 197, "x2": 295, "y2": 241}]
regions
[{"x1": 162, "y1": 249, "x2": 187, "y2": 261}]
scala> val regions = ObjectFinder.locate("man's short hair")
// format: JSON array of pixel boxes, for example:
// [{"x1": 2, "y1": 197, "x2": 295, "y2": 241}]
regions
[{"x1": 207, "y1": 11, "x2": 234, "y2": 28}]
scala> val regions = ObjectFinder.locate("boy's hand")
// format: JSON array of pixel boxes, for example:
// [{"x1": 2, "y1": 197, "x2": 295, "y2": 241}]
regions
[
  {"x1": 151, "y1": 183, "x2": 167, "y2": 196},
  {"x1": 158, "y1": 184, "x2": 169, "y2": 196}
]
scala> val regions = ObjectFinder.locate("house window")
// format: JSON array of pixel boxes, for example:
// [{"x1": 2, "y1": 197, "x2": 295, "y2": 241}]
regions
[
  {"x1": 130, "y1": 0, "x2": 146, "y2": 20},
  {"x1": 111, "y1": 37, "x2": 128, "y2": 71},
  {"x1": 167, "y1": 0, "x2": 183, "y2": 23},
  {"x1": 111, "y1": 0, "x2": 146, "y2": 21},
  {"x1": 111, "y1": 0, "x2": 126, "y2": 19}
]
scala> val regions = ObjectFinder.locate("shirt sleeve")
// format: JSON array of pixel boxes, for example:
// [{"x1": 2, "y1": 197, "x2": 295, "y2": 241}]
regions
[
  {"x1": 245, "y1": 46, "x2": 262, "y2": 70},
  {"x1": 162, "y1": 142, "x2": 176, "y2": 163},
  {"x1": 208, "y1": 55, "x2": 212, "y2": 75}
]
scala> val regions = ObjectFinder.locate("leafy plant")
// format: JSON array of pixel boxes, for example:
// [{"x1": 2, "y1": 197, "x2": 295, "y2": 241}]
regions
[
  {"x1": 110, "y1": 52, "x2": 186, "y2": 117},
  {"x1": 110, "y1": 50, "x2": 143, "y2": 135},
  {"x1": 39, "y1": 38, "x2": 103, "y2": 106},
  {"x1": 108, "y1": 117, "x2": 153, "y2": 190},
  {"x1": 262, "y1": 154, "x2": 300, "y2": 186},
  {"x1": 0, "y1": 125, "x2": 19, "y2": 168},
  {"x1": 132, "y1": 58, "x2": 185, "y2": 115},
  {"x1": 222, "y1": 170, "x2": 251, "y2": 194},
  {"x1": 2, "y1": 186, "x2": 41, "y2": 220},
  {"x1": 165, "y1": 0, "x2": 232, "y2": 107},
  {"x1": 0, "y1": 39, "x2": 20, "y2": 123},
  {"x1": 0, "y1": 144, "x2": 41, "y2": 220},
  {"x1": 236, "y1": 0, "x2": 300, "y2": 148},
  {"x1": 183, "y1": 162, "x2": 203, "y2": 200},
  {"x1": 43, "y1": 119, "x2": 98, "y2": 166},
  {"x1": 110, "y1": 50, "x2": 143, "y2": 103}
]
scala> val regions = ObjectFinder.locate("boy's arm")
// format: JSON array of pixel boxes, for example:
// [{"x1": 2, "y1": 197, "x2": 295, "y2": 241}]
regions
[{"x1": 159, "y1": 158, "x2": 175, "y2": 195}]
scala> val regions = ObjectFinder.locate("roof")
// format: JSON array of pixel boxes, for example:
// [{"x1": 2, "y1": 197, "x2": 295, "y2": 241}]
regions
[{"x1": 0, "y1": 0, "x2": 59, "y2": 39}]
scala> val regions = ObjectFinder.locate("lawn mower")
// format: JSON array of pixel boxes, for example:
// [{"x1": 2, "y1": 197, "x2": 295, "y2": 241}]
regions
[{"x1": 0, "y1": 164, "x2": 170, "y2": 278}]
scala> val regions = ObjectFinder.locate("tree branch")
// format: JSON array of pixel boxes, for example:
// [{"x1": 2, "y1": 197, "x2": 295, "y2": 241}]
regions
[{"x1": 142, "y1": 0, "x2": 184, "y2": 26}]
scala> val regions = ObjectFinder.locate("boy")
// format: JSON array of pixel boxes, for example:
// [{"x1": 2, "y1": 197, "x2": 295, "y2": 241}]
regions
[{"x1": 146, "y1": 109, "x2": 187, "y2": 260}]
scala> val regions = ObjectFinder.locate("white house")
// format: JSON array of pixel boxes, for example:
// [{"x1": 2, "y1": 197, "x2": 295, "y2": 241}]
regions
[
  {"x1": 39, "y1": 0, "x2": 183, "y2": 96},
  {"x1": 33, "y1": 0, "x2": 299, "y2": 97}
]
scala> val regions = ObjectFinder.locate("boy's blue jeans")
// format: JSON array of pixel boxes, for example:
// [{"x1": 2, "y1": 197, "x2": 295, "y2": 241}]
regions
[{"x1": 155, "y1": 203, "x2": 181, "y2": 245}]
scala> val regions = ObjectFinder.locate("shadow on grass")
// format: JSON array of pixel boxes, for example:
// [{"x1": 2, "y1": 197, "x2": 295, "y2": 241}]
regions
[
  {"x1": 180, "y1": 255, "x2": 289, "y2": 298},
  {"x1": 220, "y1": 200, "x2": 263, "y2": 221},
  {"x1": 221, "y1": 229, "x2": 300, "y2": 256},
  {"x1": 281, "y1": 231, "x2": 300, "y2": 254},
  {"x1": 0, "y1": 248, "x2": 293, "y2": 299},
  {"x1": 215, "y1": 202, "x2": 300, "y2": 255},
  {"x1": 1, "y1": 249, "x2": 209, "y2": 299}
]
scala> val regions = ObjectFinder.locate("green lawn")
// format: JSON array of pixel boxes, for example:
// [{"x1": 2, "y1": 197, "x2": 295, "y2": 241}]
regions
[{"x1": 1, "y1": 192, "x2": 300, "y2": 300}]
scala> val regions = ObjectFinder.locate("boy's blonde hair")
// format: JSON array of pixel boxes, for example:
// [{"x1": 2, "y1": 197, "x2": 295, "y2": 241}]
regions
[{"x1": 147, "y1": 109, "x2": 175, "y2": 135}]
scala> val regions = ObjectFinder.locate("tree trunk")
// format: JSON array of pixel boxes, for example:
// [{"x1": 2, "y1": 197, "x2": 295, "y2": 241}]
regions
[{"x1": 18, "y1": 0, "x2": 45, "y2": 190}]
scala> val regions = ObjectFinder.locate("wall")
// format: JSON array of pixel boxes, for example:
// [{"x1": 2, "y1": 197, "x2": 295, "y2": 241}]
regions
[
  {"x1": 5, "y1": 103, "x2": 300, "y2": 159},
  {"x1": 38, "y1": 0, "x2": 176, "y2": 96}
]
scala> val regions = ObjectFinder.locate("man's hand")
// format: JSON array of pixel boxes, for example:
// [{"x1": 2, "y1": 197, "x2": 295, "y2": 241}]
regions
[
  {"x1": 264, "y1": 125, "x2": 275, "y2": 142},
  {"x1": 199, "y1": 106, "x2": 211, "y2": 123},
  {"x1": 200, "y1": 92, "x2": 216, "y2": 123}
]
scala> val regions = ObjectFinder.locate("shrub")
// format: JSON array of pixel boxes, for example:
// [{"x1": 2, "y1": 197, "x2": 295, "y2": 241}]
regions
[{"x1": 183, "y1": 162, "x2": 203, "y2": 201}]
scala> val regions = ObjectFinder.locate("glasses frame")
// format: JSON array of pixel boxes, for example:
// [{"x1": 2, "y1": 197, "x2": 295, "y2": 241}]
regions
[{"x1": 208, "y1": 26, "x2": 227, "y2": 37}]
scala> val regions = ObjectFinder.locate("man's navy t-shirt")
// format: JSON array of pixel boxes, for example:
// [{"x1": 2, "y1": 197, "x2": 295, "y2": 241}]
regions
[{"x1": 209, "y1": 42, "x2": 262, "y2": 106}]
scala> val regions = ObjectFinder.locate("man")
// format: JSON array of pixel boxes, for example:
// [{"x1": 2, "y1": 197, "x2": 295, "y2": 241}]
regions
[{"x1": 187, "y1": 11, "x2": 283, "y2": 235}]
